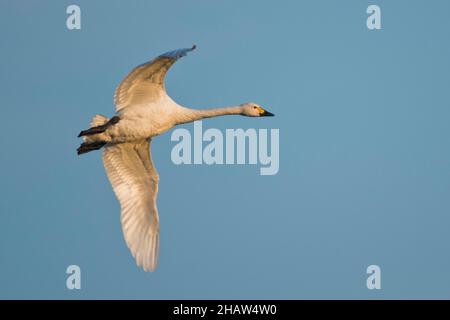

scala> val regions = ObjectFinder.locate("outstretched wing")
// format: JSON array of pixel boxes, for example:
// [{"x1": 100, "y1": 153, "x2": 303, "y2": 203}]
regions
[
  {"x1": 114, "y1": 45, "x2": 196, "y2": 111},
  {"x1": 102, "y1": 139, "x2": 160, "y2": 272}
]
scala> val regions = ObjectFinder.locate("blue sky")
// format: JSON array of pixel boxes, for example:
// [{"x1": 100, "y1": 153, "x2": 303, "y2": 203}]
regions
[{"x1": 0, "y1": 0, "x2": 449, "y2": 299}]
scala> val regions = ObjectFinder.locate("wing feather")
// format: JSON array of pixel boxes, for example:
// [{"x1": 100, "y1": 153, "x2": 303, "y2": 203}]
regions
[
  {"x1": 114, "y1": 45, "x2": 196, "y2": 111},
  {"x1": 102, "y1": 139, "x2": 160, "y2": 271}
]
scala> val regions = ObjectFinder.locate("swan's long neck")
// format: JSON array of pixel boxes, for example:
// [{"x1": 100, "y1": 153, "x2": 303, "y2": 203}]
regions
[{"x1": 176, "y1": 106, "x2": 243, "y2": 125}]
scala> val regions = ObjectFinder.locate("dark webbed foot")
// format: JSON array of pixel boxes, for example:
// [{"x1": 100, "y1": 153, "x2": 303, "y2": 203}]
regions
[
  {"x1": 78, "y1": 116, "x2": 120, "y2": 137},
  {"x1": 77, "y1": 141, "x2": 107, "y2": 155}
]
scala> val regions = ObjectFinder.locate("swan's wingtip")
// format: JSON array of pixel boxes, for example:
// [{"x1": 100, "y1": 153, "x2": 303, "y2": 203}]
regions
[{"x1": 160, "y1": 45, "x2": 197, "y2": 60}]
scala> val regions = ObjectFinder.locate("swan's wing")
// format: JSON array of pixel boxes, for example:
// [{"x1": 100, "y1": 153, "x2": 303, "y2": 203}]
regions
[
  {"x1": 114, "y1": 45, "x2": 196, "y2": 111},
  {"x1": 102, "y1": 139, "x2": 160, "y2": 272}
]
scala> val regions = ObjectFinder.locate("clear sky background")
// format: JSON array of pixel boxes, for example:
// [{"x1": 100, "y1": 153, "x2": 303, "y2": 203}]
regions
[{"x1": 1, "y1": 0, "x2": 449, "y2": 299}]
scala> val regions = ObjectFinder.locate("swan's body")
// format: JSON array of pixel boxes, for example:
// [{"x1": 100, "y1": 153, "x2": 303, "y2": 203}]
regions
[
  {"x1": 77, "y1": 46, "x2": 274, "y2": 271},
  {"x1": 109, "y1": 95, "x2": 181, "y2": 142}
]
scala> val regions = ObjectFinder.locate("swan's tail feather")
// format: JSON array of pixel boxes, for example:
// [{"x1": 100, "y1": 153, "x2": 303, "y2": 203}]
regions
[
  {"x1": 90, "y1": 114, "x2": 109, "y2": 127},
  {"x1": 77, "y1": 141, "x2": 107, "y2": 155}
]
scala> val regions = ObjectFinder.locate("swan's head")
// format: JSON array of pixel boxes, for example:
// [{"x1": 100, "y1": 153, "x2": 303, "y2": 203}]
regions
[{"x1": 240, "y1": 102, "x2": 274, "y2": 117}]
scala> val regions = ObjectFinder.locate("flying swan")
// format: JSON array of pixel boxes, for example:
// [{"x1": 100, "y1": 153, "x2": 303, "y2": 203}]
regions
[{"x1": 77, "y1": 46, "x2": 274, "y2": 271}]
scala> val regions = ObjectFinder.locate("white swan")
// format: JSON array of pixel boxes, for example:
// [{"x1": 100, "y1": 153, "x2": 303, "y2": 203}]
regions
[{"x1": 77, "y1": 46, "x2": 274, "y2": 272}]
